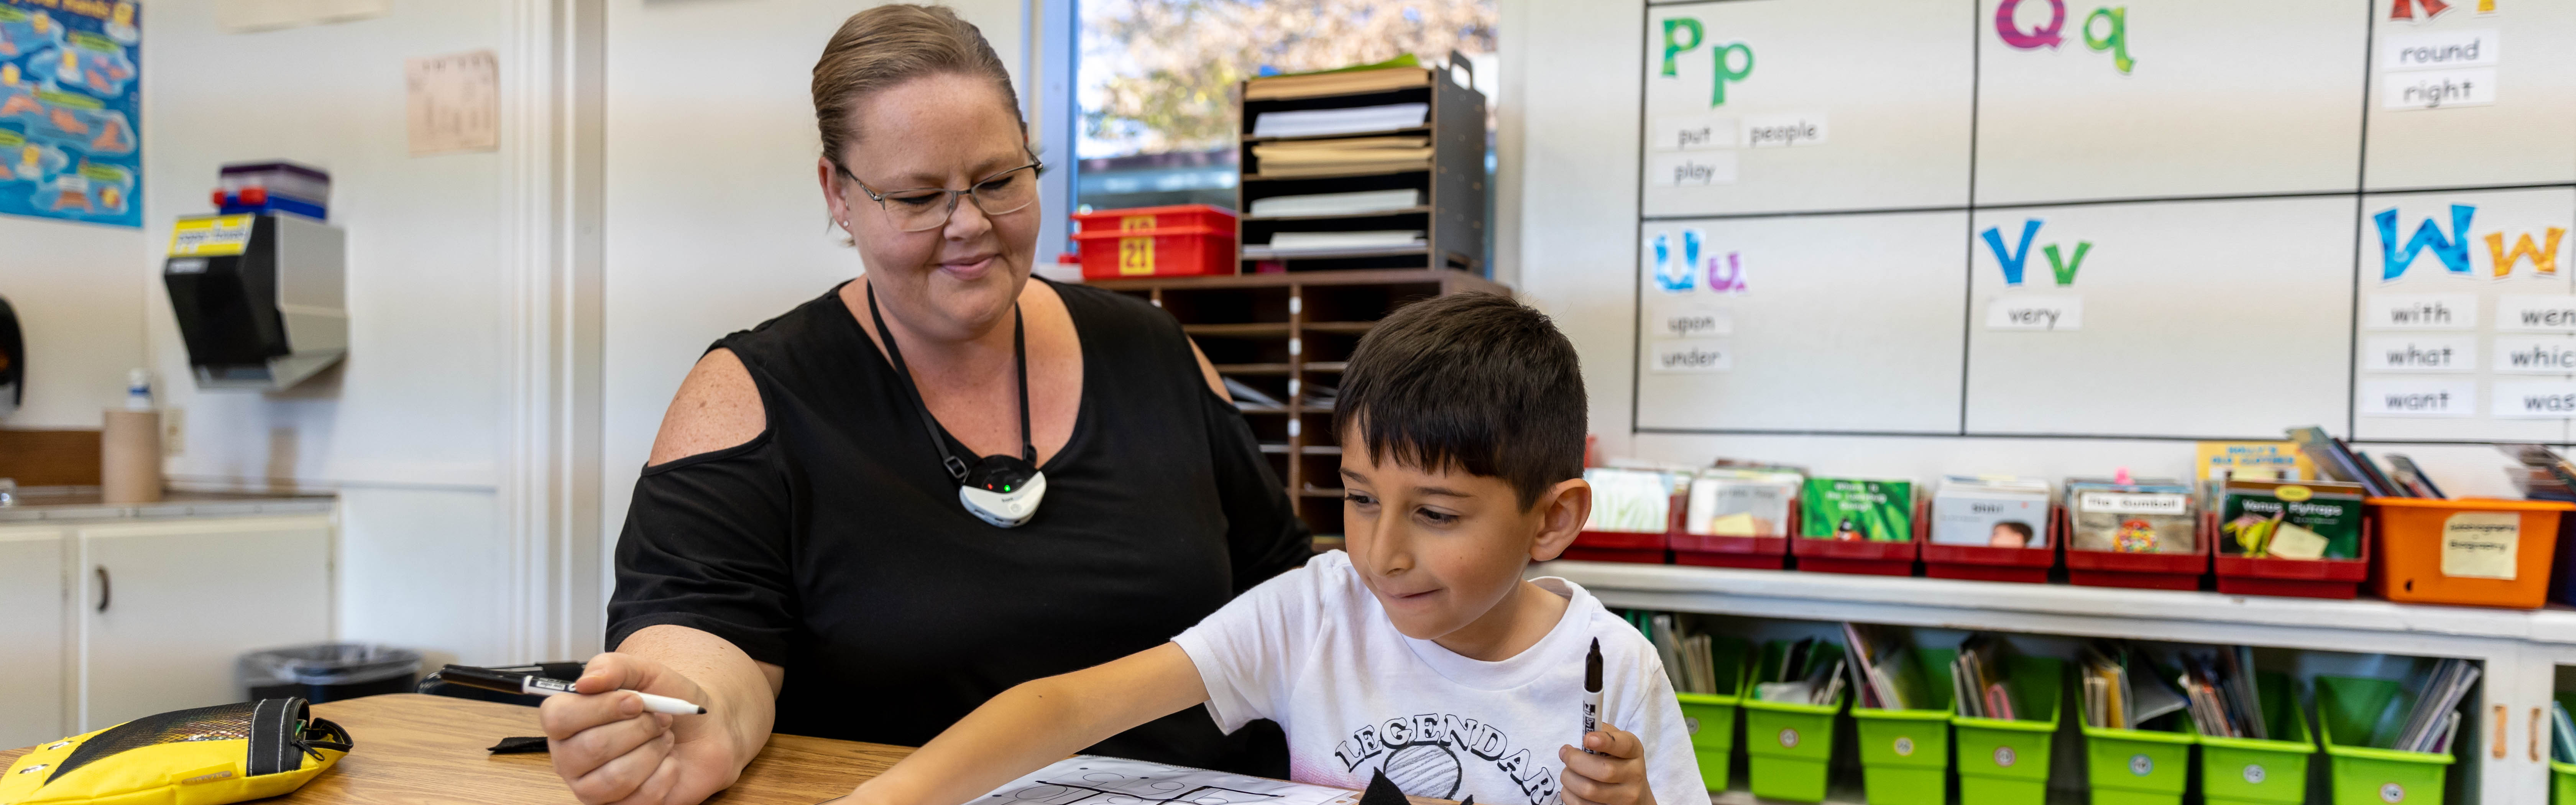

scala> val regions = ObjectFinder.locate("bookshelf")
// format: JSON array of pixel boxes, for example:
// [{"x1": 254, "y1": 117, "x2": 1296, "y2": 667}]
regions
[
  {"x1": 1092, "y1": 268, "x2": 1508, "y2": 536},
  {"x1": 1540, "y1": 559, "x2": 2576, "y2": 805},
  {"x1": 1235, "y1": 63, "x2": 1487, "y2": 274}
]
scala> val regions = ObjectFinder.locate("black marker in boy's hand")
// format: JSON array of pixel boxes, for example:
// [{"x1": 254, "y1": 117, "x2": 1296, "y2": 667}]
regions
[
  {"x1": 1580, "y1": 638, "x2": 1604, "y2": 754},
  {"x1": 1564, "y1": 639, "x2": 1655, "y2": 805}
]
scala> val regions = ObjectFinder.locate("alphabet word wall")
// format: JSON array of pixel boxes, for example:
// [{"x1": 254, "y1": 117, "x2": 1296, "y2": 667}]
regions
[{"x1": 1637, "y1": 0, "x2": 2576, "y2": 442}]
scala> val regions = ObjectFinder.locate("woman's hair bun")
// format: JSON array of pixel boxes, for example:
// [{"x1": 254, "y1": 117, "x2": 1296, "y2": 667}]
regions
[{"x1": 812, "y1": 4, "x2": 1022, "y2": 168}]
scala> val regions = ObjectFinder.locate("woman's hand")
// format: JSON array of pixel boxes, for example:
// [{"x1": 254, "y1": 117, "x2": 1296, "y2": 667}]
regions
[
  {"x1": 1558, "y1": 722, "x2": 1658, "y2": 805},
  {"x1": 542, "y1": 652, "x2": 744, "y2": 805}
]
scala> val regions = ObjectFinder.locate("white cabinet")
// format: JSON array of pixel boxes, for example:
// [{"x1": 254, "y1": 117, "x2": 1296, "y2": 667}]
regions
[
  {"x1": 0, "y1": 512, "x2": 333, "y2": 747},
  {"x1": 0, "y1": 524, "x2": 69, "y2": 750},
  {"x1": 74, "y1": 515, "x2": 333, "y2": 732}
]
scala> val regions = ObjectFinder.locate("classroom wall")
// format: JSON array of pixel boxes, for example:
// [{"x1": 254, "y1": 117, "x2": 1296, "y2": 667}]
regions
[
  {"x1": 1507, "y1": 0, "x2": 2546, "y2": 497},
  {"x1": 140, "y1": 1, "x2": 514, "y2": 667},
  {"x1": 596, "y1": 0, "x2": 1025, "y2": 615},
  {"x1": 0, "y1": 219, "x2": 144, "y2": 428}
]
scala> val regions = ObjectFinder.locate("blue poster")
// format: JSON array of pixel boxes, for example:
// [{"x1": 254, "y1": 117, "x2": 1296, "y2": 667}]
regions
[{"x1": 0, "y1": 0, "x2": 138, "y2": 228}]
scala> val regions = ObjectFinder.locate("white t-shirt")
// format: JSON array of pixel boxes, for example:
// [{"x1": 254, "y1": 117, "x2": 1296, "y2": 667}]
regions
[{"x1": 1171, "y1": 551, "x2": 1703, "y2": 805}]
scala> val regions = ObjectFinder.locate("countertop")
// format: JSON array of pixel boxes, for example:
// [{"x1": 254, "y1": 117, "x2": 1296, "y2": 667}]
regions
[{"x1": 0, "y1": 488, "x2": 335, "y2": 522}]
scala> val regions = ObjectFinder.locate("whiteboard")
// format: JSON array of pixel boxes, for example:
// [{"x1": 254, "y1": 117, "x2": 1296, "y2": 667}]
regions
[
  {"x1": 1641, "y1": 0, "x2": 1974, "y2": 216},
  {"x1": 1632, "y1": 0, "x2": 2576, "y2": 443},
  {"x1": 1963, "y1": 197, "x2": 2354, "y2": 437},
  {"x1": 2362, "y1": 0, "x2": 2576, "y2": 190},
  {"x1": 1635, "y1": 212, "x2": 1967, "y2": 433},
  {"x1": 2351, "y1": 187, "x2": 2576, "y2": 442},
  {"x1": 1971, "y1": 0, "x2": 2366, "y2": 205}
]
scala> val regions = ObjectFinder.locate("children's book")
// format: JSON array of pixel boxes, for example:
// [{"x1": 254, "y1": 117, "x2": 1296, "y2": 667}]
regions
[
  {"x1": 1801, "y1": 477, "x2": 1914, "y2": 542},
  {"x1": 2194, "y1": 441, "x2": 2314, "y2": 481},
  {"x1": 1581, "y1": 468, "x2": 1674, "y2": 533},
  {"x1": 2067, "y1": 477, "x2": 2197, "y2": 554},
  {"x1": 1686, "y1": 468, "x2": 1801, "y2": 536},
  {"x1": 1931, "y1": 475, "x2": 2050, "y2": 548},
  {"x1": 2219, "y1": 478, "x2": 2365, "y2": 560}
]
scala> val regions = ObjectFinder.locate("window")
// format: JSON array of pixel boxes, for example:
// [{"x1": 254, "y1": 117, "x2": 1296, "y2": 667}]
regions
[{"x1": 1074, "y1": 0, "x2": 1497, "y2": 213}]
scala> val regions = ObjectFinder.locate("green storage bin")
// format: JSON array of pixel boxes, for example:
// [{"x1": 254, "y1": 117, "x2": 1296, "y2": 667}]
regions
[
  {"x1": 2199, "y1": 672, "x2": 2318, "y2": 805},
  {"x1": 1852, "y1": 647, "x2": 1955, "y2": 805},
  {"x1": 1742, "y1": 641, "x2": 1849, "y2": 803},
  {"x1": 2082, "y1": 711, "x2": 2195, "y2": 805},
  {"x1": 1674, "y1": 636, "x2": 1751, "y2": 792},
  {"x1": 2317, "y1": 675, "x2": 2455, "y2": 805},
  {"x1": 2552, "y1": 693, "x2": 2576, "y2": 805},
  {"x1": 1950, "y1": 654, "x2": 2063, "y2": 805},
  {"x1": 2555, "y1": 758, "x2": 2576, "y2": 805}
]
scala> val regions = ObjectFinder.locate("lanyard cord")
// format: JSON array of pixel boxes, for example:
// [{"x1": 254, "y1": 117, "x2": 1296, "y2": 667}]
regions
[{"x1": 866, "y1": 283, "x2": 1033, "y2": 482}]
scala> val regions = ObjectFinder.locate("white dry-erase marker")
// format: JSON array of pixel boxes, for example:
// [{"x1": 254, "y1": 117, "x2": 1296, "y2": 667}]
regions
[
  {"x1": 1580, "y1": 637, "x2": 1605, "y2": 754},
  {"x1": 439, "y1": 664, "x2": 708, "y2": 715}
]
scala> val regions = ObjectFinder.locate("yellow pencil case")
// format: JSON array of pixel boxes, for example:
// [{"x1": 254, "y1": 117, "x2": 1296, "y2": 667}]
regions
[{"x1": 0, "y1": 698, "x2": 351, "y2": 805}]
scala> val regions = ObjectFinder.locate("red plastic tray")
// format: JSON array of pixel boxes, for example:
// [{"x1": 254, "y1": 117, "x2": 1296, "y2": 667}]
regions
[
  {"x1": 1672, "y1": 498, "x2": 1796, "y2": 570},
  {"x1": 1789, "y1": 496, "x2": 1919, "y2": 576},
  {"x1": 2061, "y1": 506, "x2": 2211, "y2": 591},
  {"x1": 1070, "y1": 204, "x2": 1240, "y2": 280},
  {"x1": 1564, "y1": 493, "x2": 1677, "y2": 564},
  {"x1": 1919, "y1": 498, "x2": 2055, "y2": 584},
  {"x1": 2213, "y1": 513, "x2": 2371, "y2": 599}
]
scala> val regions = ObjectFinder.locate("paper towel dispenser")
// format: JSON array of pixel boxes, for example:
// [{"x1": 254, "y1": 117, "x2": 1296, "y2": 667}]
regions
[{"x1": 163, "y1": 213, "x2": 347, "y2": 389}]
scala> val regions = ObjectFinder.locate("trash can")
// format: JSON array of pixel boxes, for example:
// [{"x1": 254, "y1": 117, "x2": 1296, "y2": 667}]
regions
[{"x1": 240, "y1": 642, "x2": 421, "y2": 703}]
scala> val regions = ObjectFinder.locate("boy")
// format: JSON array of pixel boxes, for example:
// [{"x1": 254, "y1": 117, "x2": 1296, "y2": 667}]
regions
[{"x1": 839, "y1": 293, "x2": 1701, "y2": 805}]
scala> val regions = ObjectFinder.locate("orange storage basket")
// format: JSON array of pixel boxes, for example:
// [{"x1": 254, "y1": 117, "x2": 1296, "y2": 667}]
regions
[
  {"x1": 2369, "y1": 497, "x2": 2574, "y2": 609},
  {"x1": 1070, "y1": 204, "x2": 1238, "y2": 280}
]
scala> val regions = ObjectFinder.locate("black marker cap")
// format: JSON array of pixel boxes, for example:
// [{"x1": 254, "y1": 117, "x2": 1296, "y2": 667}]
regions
[{"x1": 1585, "y1": 637, "x2": 1603, "y2": 692}]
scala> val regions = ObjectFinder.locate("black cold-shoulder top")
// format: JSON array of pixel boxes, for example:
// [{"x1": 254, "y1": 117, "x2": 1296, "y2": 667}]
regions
[{"x1": 606, "y1": 278, "x2": 1310, "y2": 770}]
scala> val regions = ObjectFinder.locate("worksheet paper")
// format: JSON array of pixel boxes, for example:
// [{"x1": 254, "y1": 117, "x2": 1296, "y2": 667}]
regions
[{"x1": 975, "y1": 756, "x2": 1361, "y2": 805}]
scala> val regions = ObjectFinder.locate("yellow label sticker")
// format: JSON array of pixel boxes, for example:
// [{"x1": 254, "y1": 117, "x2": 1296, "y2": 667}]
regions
[
  {"x1": 1118, "y1": 235, "x2": 1155, "y2": 276},
  {"x1": 2441, "y1": 511, "x2": 2520, "y2": 580},
  {"x1": 1119, "y1": 215, "x2": 1157, "y2": 232},
  {"x1": 2275, "y1": 485, "x2": 2312, "y2": 502},
  {"x1": 169, "y1": 214, "x2": 255, "y2": 257}
]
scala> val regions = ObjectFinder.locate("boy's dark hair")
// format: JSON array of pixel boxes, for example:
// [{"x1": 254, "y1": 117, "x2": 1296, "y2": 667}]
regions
[
  {"x1": 1995, "y1": 521, "x2": 2035, "y2": 539},
  {"x1": 1333, "y1": 292, "x2": 1586, "y2": 509}
]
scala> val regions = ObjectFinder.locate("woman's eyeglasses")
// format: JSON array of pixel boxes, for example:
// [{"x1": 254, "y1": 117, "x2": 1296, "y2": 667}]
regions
[{"x1": 840, "y1": 162, "x2": 1043, "y2": 233}]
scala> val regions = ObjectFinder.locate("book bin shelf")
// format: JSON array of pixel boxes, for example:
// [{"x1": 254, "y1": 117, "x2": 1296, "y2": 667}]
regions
[{"x1": 1091, "y1": 269, "x2": 1508, "y2": 539}]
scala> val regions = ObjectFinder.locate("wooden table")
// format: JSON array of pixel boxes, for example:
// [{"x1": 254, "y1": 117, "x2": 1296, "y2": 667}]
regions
[{"x1": 1, "y1": 694, "x2": 905, "y2": 804}]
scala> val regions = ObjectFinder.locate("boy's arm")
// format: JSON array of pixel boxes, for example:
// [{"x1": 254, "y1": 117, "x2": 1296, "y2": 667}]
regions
[{"x1": 839, "y1": 643, "x2": 1211, "y2": 805}]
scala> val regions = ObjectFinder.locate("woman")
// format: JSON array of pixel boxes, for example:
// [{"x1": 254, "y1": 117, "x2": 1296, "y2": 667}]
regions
[{"x1": 540, "y1": 7, "x2": 1310, "y2": 804}]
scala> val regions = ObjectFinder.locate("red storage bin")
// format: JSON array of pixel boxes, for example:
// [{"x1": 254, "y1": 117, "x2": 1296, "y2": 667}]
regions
[
  {"x1": 2213, "y1": 511, "x2": 2371, "y2": 600},
  {"x1": 1789, "y1": 497, "x2": 1919, "y2": 576},
  {"x1": 1565, "y1": 493, "x2": 1677, "y2": 564},
  {"x1": 2062, "y1": 506, "x2": 2210, "y2": 590},
  {"x1": 1921, "y1": 500, "x2": 2055, "y2": 584},
  {"x1": 1070, "y1": 204, "x2": 1238, "y2": 279},
  {"x1": 1672, "y1": 499, "x2": 1795, "y2": 570}
]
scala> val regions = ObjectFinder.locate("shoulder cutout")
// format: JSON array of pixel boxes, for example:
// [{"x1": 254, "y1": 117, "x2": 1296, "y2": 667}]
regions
[
  {"x1": 647, "y1": 348, "x2": 767, "y2": 467},
  {"x1": 1189, "y1": 339, "x2": 1230, "y2": 401}
]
